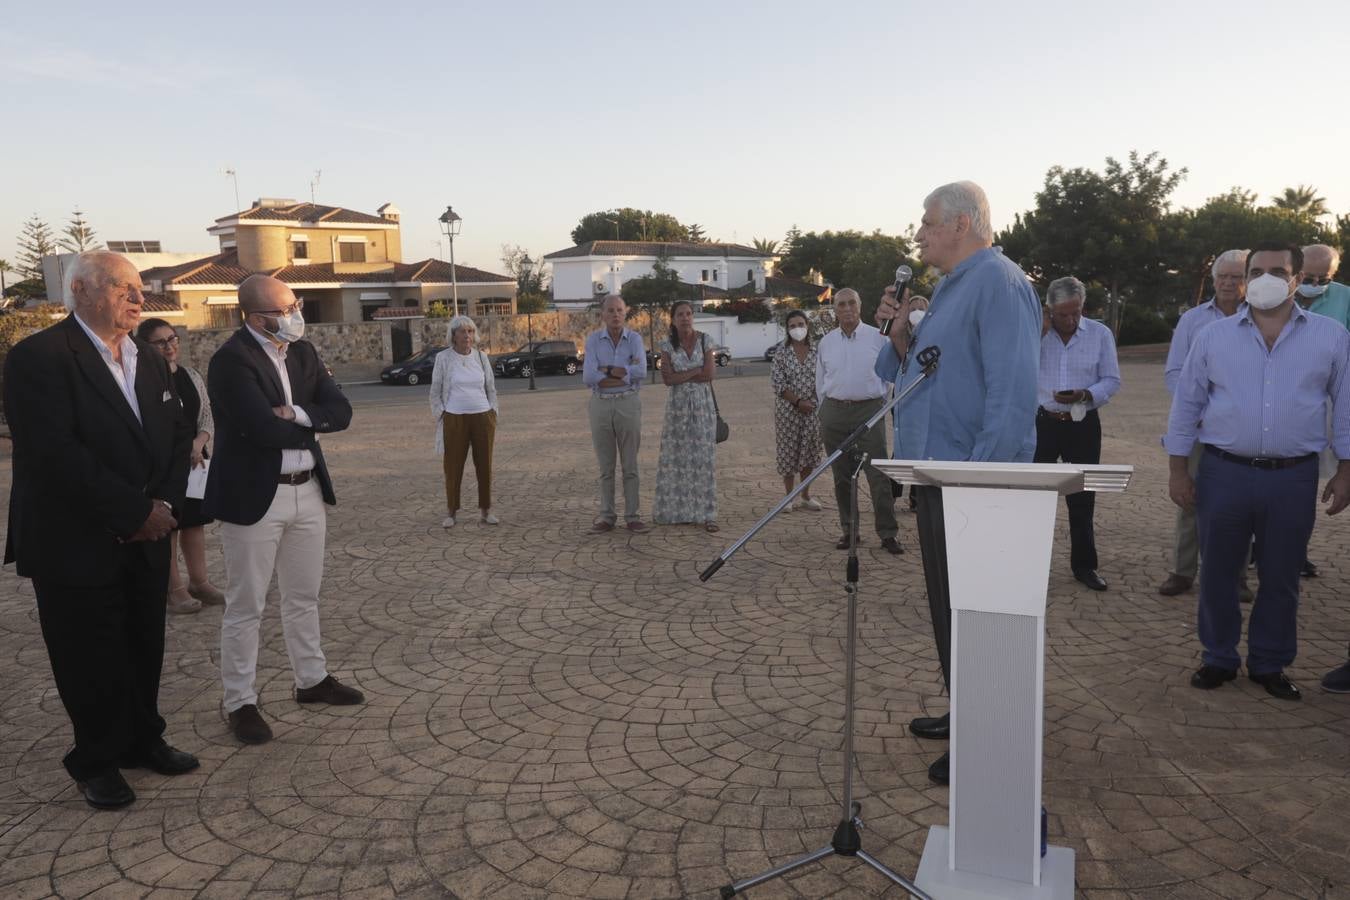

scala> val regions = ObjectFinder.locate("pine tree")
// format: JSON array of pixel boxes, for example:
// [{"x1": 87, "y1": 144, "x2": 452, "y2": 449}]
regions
[
  {"x1": 59, "y1": 208, "x2": 101, "y2": 253},
  {"x1": 17, "y1": 215, "x2": 57, "y2": 282}
]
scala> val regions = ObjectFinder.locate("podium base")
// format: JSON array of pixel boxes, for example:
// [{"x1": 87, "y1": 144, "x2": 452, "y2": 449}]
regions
[{"x1": 915, "y1": 827, "x2": 1074, "y2": 900}]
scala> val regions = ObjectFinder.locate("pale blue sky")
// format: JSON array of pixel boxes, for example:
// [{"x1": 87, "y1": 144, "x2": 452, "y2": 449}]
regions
[{"x1": 2, "y1": 0, "x2": 1346, "y2": 277}]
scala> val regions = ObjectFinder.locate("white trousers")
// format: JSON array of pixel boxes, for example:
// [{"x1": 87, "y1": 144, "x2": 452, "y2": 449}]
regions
[{"x1": 219, "y1": 479, "x2": 328, "y2": 712}]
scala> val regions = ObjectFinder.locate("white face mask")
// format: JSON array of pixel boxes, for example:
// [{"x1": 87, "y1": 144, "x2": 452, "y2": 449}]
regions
[
  {"x1": 1297, "y1": 282, "x2": 1329, "y2": 299},
  {"x1": 908, "y1": 309, "x2": 926, "y2": 328},
  {"x1": 264, "y1": 311, "x2": 305, "y2": 343},
  {"x1": 788, "y1": 326, "x2": 808, "y2": 342},
  {"x1": 1245, "y1": 273, "x2": 1293, "y2": 311}
]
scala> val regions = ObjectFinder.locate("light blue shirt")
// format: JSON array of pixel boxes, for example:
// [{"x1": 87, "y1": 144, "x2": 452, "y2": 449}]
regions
[
  {"x1": 73, "y1": 312, "x2": 142, "y2": 424},
  {"x1": 875, "y1": 247, "x2": 1042, "y2": 462},
  {"x1": 1307, "y1": 281, "x2": 1350, "y2": 330},
  {"x1": 582, "y1": 327, "x2": 647, "y2": 396},
  {"x1": 1164, "y1": 304, "x2": 1350, "y2": 459},
  {"x1": 1164, "y1": 299, "x2": 1240, "y2": 395},
  {"x1": 1038, "y1": 316, "x2": 1121, "y2": 411}
]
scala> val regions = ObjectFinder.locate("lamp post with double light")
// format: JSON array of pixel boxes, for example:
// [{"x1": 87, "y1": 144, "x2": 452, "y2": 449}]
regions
[
  {"x1": 521, "y1": 253, "x2": 538, "y2": 391},
  {"x1": 438, "y1": 206, "x2": 462, "y2": 316}
]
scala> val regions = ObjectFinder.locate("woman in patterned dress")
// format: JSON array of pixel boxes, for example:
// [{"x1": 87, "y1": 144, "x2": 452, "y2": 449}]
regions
[
  {"x1": 770, "y1": 309, "x2": 823, "y2": 511},
  {"x1": 652, "y1": 300, "x2": 719, "y2": 531}
]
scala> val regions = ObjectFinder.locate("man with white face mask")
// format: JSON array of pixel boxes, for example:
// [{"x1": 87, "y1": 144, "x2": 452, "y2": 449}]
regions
[
  {"x1": 1298, "y1": 244, "x2": 1350, "y2": 329},
  {"x1": 205, "y1": 275, "x2": 360, "y2": 745},
  {"x1": 1165, "y1": 243, "x2": 1350, "y2": 701}
]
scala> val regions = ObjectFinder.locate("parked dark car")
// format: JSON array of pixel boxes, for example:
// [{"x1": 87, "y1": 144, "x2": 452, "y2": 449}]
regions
[
  {"x1": 492, "y1": 340, "x2": 582, "y2": 378},
  {"x1": 380, "y1": 345, "x2": 444, "y2": 385},
  {"x1": 648, "y1": 343, "x2": 732, "y2": 369},
  {"x1": 763, "y1": 342, "x2": 783, "y2": 361}
]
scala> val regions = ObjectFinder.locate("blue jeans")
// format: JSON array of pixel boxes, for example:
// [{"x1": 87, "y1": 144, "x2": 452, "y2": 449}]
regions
[{"x1": 1195, "y1": 450, "x2": 1317, "y2": 673}]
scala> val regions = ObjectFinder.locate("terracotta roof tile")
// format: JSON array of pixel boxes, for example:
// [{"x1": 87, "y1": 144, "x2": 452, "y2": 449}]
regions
[
  {"x1": 544, "y1": 240, "x2": 774, "y2": 261},
  {"x1": 220, "y1": 202, "x2": 391, "y2": 226},
  {"x1": 140, "y1": 292, "x2": 182, "y2": 312}
]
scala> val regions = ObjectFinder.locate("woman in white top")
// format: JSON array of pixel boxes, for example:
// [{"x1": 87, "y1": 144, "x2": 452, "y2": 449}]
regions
[{"x1": 430, "y1": 314, "x2": 499, "y2": 527}]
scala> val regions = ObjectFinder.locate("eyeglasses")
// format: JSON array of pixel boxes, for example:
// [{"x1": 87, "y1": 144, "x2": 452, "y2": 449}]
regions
[
  {"x1": 148, "y1": 334, "x2": 180, "y2": 348},
  {"x1": 1302, "y1": 275, "x2": 1333, "y2": 286},
  {"x1": 253, "y1": 298, "x2": 305, "y2": 317}
]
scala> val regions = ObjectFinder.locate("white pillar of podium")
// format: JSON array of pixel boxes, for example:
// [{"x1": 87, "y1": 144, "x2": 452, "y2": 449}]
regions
[{"x1": 872, "y1": 460, "x2": 1132, "y2": 900}]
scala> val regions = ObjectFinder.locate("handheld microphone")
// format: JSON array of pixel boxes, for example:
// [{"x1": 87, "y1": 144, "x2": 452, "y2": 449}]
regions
[{"x1": 879, "y1": 264, "x2": 914, "y2": 336}]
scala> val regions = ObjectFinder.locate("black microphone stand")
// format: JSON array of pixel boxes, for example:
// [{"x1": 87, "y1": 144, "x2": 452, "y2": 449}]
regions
[{"x1": 703, "y1": 346, "x2": 939, "y2": 899}]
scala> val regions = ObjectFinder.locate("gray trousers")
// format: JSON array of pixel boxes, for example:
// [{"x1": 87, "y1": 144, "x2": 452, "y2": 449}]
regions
[
  {"x1": 817, "y1": 396, "x2": 898, "y2": 540},
  {"x1": 589, "y1": 392, "x2": 642, "y2": 524},
  {"x1": 1171, "y1": 444, "x2": 1203, "y2": 578}
]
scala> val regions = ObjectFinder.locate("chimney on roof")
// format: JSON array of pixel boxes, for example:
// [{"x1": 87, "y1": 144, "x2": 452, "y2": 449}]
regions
[
  {"x1": 255, "y1": 198, "x2": 298, "y2": 209},
  {"x1": 377, "y1": 202, "x2": 401, "y2": 223}
]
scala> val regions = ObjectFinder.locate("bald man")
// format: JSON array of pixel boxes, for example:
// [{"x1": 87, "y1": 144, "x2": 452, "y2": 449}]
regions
[
  {"x1": 5, "y1": 251, "x2": 196, "y2": 808},
  {"x1": 204, "y1": 275, "x2": 357, "y2": 746},
  {"x1": 1299, "y1": 244, "x2": 1350, "y2": 329}
]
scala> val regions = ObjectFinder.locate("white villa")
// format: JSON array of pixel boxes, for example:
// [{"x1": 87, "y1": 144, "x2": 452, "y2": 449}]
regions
[{"x1": 543, "y1": 240, "x2": 777, "y2": 308}]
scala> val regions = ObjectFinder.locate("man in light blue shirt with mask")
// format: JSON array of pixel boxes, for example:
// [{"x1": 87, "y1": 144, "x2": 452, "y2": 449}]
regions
[
  {"x1": 874, "y1": 180, "x2": 1041, "y2": 785},
  {"x1": 1299, "y1": 244, "x2": 1350, "y2": 329}
]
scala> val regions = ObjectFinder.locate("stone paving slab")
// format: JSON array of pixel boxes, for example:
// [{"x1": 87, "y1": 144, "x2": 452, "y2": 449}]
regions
[{"x1": 1, "y1": 360, "x2": 1348, "y2": 898}]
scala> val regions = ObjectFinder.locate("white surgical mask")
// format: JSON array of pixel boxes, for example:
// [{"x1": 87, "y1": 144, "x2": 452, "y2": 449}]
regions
[
  {"x1": 908, "y1": 309, "x2": 926, "y2": 328},
  {"x1": 265, "y1": 311, "x2": 306, "y2": 343},
  {"x1": 1245, "y1": 273, "x2": 1293, "y2": 311},
  {"x1": 1297, "y1": 282, "x2": 1329, "y2": 299},
  {"x1": 788, "y1": 326, "x2": 808, "y2": 342}
]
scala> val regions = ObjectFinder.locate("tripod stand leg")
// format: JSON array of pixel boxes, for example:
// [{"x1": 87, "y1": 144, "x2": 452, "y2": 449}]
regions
[
  {"x1": 719, "y1": 845, "x2": 834, "y2": 898},
  {"x1": 856, "y1": 849, "x2": 934, "y2": 899}
]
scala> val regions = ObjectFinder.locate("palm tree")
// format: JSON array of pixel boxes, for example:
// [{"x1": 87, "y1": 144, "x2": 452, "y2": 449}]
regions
[
  {"x1": 752, "y1": 237, "x2": 779, "y2": 254},
  {"x1": 0, "y1": 259, "x2": 11, "y2": 298},
  {"x1": 1271, "y1": 184, "x2": 1329, "y2": 218}
]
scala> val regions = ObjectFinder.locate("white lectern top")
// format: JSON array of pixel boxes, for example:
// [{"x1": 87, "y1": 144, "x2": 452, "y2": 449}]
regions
[{"x1": 871, "y1": 460, "x2": 1132, "y2": 495}]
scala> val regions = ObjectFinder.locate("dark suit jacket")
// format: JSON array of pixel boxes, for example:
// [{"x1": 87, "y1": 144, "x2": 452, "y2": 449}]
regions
[
  {"x1": 203, "y1": 328, "x2": 351, "y2": 526},
  {"x1": 4, "y1": 315, "x2": 192, "y2": 585}
]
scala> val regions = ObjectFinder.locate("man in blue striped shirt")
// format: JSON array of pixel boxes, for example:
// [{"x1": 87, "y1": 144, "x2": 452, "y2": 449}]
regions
[
  {"x1": 1034, "y1": 276, "x2": 1121, "y2": 591},
  {"x1": 1165, "y1": 243, "x2": 1350, "y2": 700}
]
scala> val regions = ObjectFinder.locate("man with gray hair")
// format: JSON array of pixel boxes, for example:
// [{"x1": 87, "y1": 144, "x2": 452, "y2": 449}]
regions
[
  {"x1": 1158, "y1": 249, "x2": 1252, "y2": 597},
  {"x1": 5, "y1": 250, "x2": 197, "y2": 808},
  {"x1": 582, "y1": 294, "x2": 649, "y2": 533},
  {"x1": 1034, "y1": 276, "x2": 1121, "y2": 590},
  {"x1": 1298, "y1": 244, "x2": 1350, "y2": 328}
]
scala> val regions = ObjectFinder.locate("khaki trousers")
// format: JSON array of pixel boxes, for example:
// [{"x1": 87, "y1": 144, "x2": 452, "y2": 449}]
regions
[
  {"x1": 589, "y1": 392, "x2": 642, "y2": 524},
  {"x1": 1171, "y1": 443, "x2": 1203, "y2": 577},
  {"x1": 443, "y1": 410, "x2": 496, "y2": 512}
]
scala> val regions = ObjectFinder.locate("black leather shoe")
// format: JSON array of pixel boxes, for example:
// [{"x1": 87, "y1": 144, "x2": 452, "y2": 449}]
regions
[
  {"x1": 122, "y1": 744, "x2": 200, "y2": 776},
  {"x1": 835, "y1": 534, "x2": 855, "y2": 550},
  {"x1": 909, "y1": 712, "x2": 949, "y2": 740},
  {"x1": 1301, "y1": 559, "x2": 1319, "y2": 578},
  {"x1": 880, "y1": 537, "x2": 903, "y2": 555},
  {"x1": 228, "y1": 704, "x2": 273, "y2": 745},
  {"x1": 295, "y1": 674, "x2": 365, "y2": 705},
  {"x1": 1249, "y1": 671, "x2": 1301, "y2": 701},
  {"x1": 1190, "y1": 664, "x2": 1237, "y2": 690},
  {"x1": 927, "y1": 752, "x2": 949, "y2": 785},
  {"x1": 77, "y1": 770, "x2": 135, "y2": 809},
  {"x1": 1074, "y1": 570, "x2": 1107, "y2": 591},
  {"x1": 1321, "y1": 661, "x2": 1350, "y2": 694}
]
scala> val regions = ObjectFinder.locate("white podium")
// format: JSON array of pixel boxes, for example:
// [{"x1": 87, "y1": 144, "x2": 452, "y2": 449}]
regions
[{"x1": 872, "y1": 460, "x2": 1132, "y2": 900}]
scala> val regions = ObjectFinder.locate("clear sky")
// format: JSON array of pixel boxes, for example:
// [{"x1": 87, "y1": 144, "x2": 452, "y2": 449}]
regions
[{"x1": 2, "y1": 0, "x2": 1346, "y2": 278}]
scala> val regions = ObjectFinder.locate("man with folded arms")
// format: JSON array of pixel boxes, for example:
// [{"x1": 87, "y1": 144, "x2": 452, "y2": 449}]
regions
[
  {"x1": 582, "y1": 293, "x2": 650, "y2": 534},
  {"x1": 1165, "y1": 243, "x2": 1350, "y2": 701}
]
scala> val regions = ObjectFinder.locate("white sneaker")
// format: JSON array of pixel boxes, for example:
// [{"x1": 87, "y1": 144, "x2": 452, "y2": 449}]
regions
[
  {"x1": 442, "y1": 515, "x2": 456, "y2": 528},
  {"x1": 481, "y1": 511, "x2": 499, "y2": 525},
  {"x1": 800, "y1": 498, "x2": 822, "y2": 511}
]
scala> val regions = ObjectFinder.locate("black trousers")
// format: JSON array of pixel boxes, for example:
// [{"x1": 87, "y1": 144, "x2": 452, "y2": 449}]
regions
[
  {"x1": 1033, "y1": 409, "x2": 1102, "y2": 574},
  {"x1": 33, "y1": 545, "x2": 170, "y2": 781},
  {"x1": 914, "y1": 485, "x2": 952, "y2": 688}
]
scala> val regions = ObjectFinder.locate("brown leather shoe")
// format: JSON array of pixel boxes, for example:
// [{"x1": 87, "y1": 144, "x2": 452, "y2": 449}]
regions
[
  {"x1": 625, "y1": 520, "x2": 651, "y2": 534},
  {"x1": 295, "y1": 675, "x2": 364, "y2": 706},
  {"x1": 228, "y1": 704, "x2": 273, "y2": 745},
  {"x1": 1157, "y1": 574, "x2": 1193, "y2": 596},
  {"x1": 589, "y1": 520, "x2": 615, "y2": 534}
]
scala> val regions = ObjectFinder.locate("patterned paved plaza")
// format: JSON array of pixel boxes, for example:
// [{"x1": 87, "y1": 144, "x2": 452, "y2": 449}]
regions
[{"x1": 2, "y1": 359, "x2": 1348, "y2": 899}]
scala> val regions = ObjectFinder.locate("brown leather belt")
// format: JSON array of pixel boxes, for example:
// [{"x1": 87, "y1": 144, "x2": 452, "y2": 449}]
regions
[
  {"x1": 279, "y1": 470, "x2": 312, "y2": 485},
  {"x1": 1037, "y1": 407, "x2": 1073, "y2": 421}
]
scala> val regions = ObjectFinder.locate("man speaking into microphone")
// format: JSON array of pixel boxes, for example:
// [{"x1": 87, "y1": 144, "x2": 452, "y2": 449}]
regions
[{"x1": 874, "y1": 180, "x2": 1042, "y2": 785}]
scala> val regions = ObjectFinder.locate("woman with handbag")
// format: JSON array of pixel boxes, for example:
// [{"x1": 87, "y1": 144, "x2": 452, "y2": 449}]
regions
[
  {"x1": 430, "y1": 314, "x2": 499, "y2": 527},
  {"x1": 770, "y1": 309, "x2": 824, "y2": 511},
  {"x1": 652, "y1": 300, "x2": 719, "y2": 531},
  {"x1": 137, "y1": 318, "x2": 224, "y2": 614}
]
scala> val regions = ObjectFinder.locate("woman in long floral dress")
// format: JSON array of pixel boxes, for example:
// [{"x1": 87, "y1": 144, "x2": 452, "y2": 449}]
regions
[
  {"x1": 652, "y1": 300, "x2": 719, "y2": 530},
  {"x1": 770, "y1": 308, "x2": 823, "y2": 510}
]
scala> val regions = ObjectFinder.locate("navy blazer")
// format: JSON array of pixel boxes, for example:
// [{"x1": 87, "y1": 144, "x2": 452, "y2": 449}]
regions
[
  {"x1": 203, "y1": 328, "x2": 351, "y2": 526},
  {"x1": 4, "y1": 315, "x2": 192, "y2": 584}
]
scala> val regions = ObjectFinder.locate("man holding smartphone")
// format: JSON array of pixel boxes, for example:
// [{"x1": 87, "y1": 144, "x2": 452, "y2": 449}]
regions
[{"x1": 1034, "y1": 276, "x2": 1121, "y2": 591}]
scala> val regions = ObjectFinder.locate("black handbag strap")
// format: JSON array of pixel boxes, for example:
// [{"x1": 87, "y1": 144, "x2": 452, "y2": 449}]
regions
[{"x1": 701, "y1": 333, "x2": 721, "y2": 414}]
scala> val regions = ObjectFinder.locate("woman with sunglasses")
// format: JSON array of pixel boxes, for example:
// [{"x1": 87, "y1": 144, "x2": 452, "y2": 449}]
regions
[{"x1": 136, "y1": 318, "x2": 224, "y2": 613}]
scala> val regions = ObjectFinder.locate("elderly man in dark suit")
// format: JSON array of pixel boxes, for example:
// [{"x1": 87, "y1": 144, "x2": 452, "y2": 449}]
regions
[
  {"x1": 4, "y1": 250, "x2": 196, "y2": 809},
  {"x1": 205, "y1": 274, "x2": 357, "y2": 746}
]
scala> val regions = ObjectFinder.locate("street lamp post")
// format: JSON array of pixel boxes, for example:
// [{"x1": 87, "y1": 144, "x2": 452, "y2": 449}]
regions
[
  {"x1": 438, "y1": 206, "x2": 462, "y2": 316},
  {"x1": 521, "y1": 254, "x2": 537, "y2": 391}
]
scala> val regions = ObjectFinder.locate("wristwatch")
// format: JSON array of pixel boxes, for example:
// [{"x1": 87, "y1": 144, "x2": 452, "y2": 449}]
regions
[{"x1": 604, "y1": 365, "x2": 613, "y2": 377}]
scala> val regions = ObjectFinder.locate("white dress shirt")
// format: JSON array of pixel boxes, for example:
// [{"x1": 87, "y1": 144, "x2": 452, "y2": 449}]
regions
[
  {"x1": 246, "y1": 326, "x2": 316, "y2": 474},
  {"x1": 815, "y1": 322, "x2": 888, "y2": 406},
  {"x1": 1037, "y1": 317, "x2": 1122, "y2": 411},
  {"x1": 73, "y1": 313, "x2": 142, "y2": 424}
]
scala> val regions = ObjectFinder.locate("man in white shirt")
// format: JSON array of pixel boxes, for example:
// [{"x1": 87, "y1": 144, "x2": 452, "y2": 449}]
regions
[
  {"x1": 1034, "y1": 277, "x2": 1121, "y2": 591},
  {"x1": 815, "y1": 288, "x2": 901, "y2": 554}
]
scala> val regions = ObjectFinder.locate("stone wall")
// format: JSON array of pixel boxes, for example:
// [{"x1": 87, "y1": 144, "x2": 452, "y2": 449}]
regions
[
  {"x1": 178, "y1": 321, "x2": 389, "y2": 372},
  {"x1": 419, "y1": 310, "x2": 675, "y2": 355}
]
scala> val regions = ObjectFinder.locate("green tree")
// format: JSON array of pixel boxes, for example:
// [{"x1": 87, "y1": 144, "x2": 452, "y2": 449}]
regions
[
  {"x1": 571, "y1": 208, "x2": 688, "y2": 244},
  {"x1": 17, "y1": 214, "x2": 57, "y2": 282},
  {"x1": 1336, "y1": 214, "x2": 1350, "y2": 285},
  {"x1": 619, "y1": 255, "x2": 683, "y2": 381},
  {"x1": 781, "y1": 224, "x2": 802, "y2": 258},
  {"x1": 516, "y1": 292, "x2": 549, "y2": 314},
  {"x1": 751, "y1": 237, "x2": 779, "y2": 254},
  {"x1": 59, "y1": 208, "x2": 101, "y2": 253},
  {"x1": 1271, "y1": 184, "x2": 1329, "y2": 218},
  {"x1": 777, "y1": 229, "x2": 865, "y2": 283},
  {"x1": 0, "y1": 259, "x2": 12, "y2": 297},
  {"x1": 686, "y1": 223, "x2": 707, "y2": 242},
  {"x1": 840, "y1": 232, "x2": 924, "y2": 320},
  {"x1": 500, "y1": 244, "x2": 548, "y2": 294}
]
